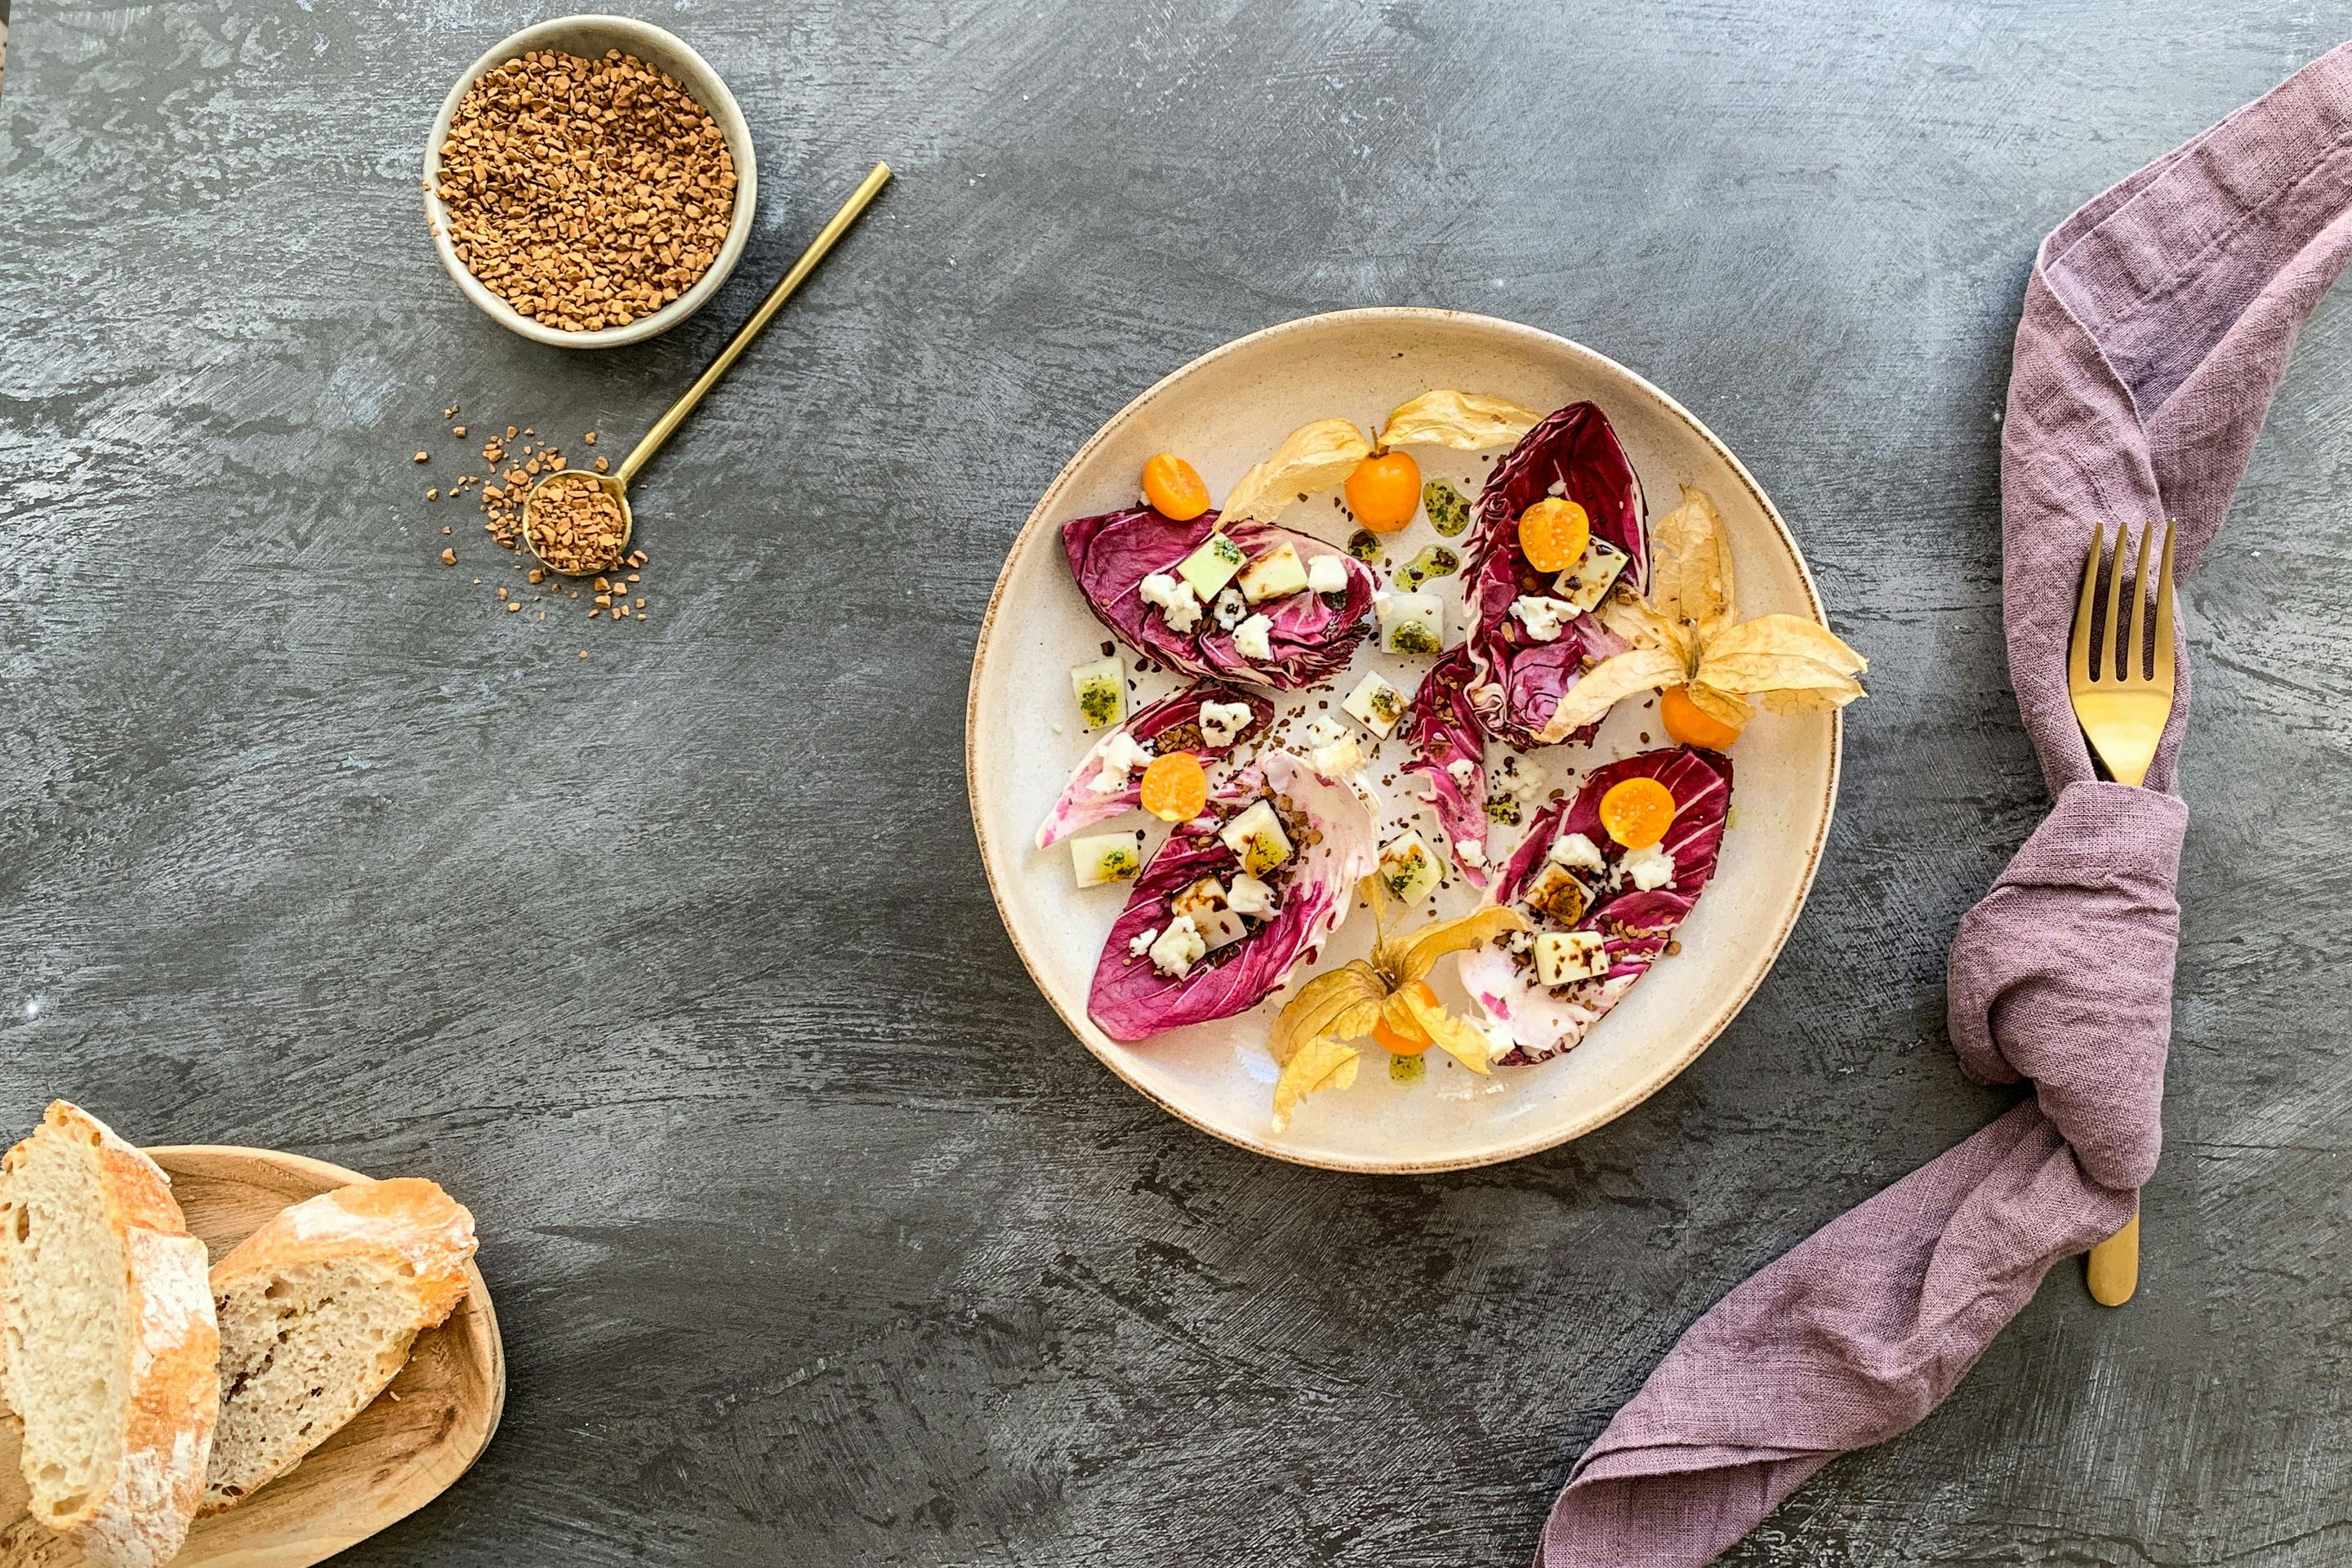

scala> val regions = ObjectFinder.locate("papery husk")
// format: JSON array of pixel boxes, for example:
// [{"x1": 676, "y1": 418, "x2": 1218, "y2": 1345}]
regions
[
  {"x1": 1695, "y1": 614, "x2": 1869, "y2": 710},
  {"x1": 1685, "y1": 681, "x2": 1756, "y2": 728},
  {"x1": 1648, "y1": 485, "x2": 1735, "y2": 634},
  {"x1": 1268, "y1": 961, "x2": 1385, "y2": 1067},
  {"x1": 1271, "y1": 1036, "x2": 1361, "y2": 1131},
  {"x1": 1222, "y1": 418, "x2": 1374, "y2": 524},
  {"x1": 1535, "y1": 646, "x2": 1689, "y2": 742},
  {"x1": 1377, "y1": 390, "x2": 1545, "y2": 452},
  {"x1": 1396, "y1": 986, "x2": 1494, "y2": 1076}
]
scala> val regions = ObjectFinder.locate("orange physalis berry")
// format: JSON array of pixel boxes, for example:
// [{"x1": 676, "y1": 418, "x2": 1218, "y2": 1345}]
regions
[
  {"x1": 1597, "y1": 776, "x2": 1677, "y2": 849},
  {"x1": 1659, "y1": 686, "x2": 1746, "y2": 751},
  {"x1": 1141, "y1": 453, "x2": 1211, "y2": 521},
  {"x1": 1517, "y1": 497, "x2": 1591, "y2": 573},
  {"x1": 1370, "y1": 980, "x2": 1441, "y2": 1056},
  {"x1": 1343, "y1": 450, "x2": 1421, "y2": 532},
  {"x1": 1138, "y1": 752, "x2": 1209, "y2": 822}
]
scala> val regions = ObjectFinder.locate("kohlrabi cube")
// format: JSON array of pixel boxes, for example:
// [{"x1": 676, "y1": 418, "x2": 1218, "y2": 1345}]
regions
[
  {"x1": 1070, "y1": 656, "x2": 1125, "y2": 729},
  {"x1": 1341, "y1": 671, "x2": 1406, "y2": 737},
  {"x1": 1176, "y1": 532, "x2": 1247, "y2": 601},
  {"x1": 1377, "y1": 590, "x2": 1445, "y2": 656},
  {"x1": 1378, "y1": 829, "x2": 1441, "y2": 904},
  {"x1": 1218, "y1": 800, "x2": 1294, "y2": 877},
  {"x1": 1237, "y1": 541, "x2": 1310, "y2": 604},
  {"x1": 1070, "y1": 831, "x2": 1143, "y2": 888}
]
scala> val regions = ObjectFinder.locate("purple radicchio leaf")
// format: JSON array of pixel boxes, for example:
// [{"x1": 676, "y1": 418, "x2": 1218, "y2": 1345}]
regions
[
  {"x1": 1401, "y1": 646, "x2": 1491, "y2": 889},
  {"x1": 1060, "y1": 507, "x2": 1376, "y2": 691},
  {"x1": 1459, "y1": 745, "x2": 1731, "y2": 1065},
  {"x1": 1034, "y1": 680, "x2": 1274, "y2": 849},
  {"x1": 1087, "y1": 751, "x2": 1378, "y2": 1043},
  {"x1": 1459, "y1": 402, "x2": 1648, "y2": 748}
]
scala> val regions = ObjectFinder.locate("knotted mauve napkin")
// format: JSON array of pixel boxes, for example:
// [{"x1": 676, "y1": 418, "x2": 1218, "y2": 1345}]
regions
[{"x1": 1538, "y1": 45, "x2": 2352, "y2": 1566}]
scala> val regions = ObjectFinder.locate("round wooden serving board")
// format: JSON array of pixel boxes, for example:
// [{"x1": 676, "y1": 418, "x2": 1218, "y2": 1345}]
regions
[{"x1": 0, "y1": 1147, "x2": 504, "y2": 1568}]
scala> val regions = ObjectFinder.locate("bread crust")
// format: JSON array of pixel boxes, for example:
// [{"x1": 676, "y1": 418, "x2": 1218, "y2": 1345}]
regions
[
  {"x1": 1, "y1": 1102, "x2": 220, "y2": 1568},
  {"x1": 202, "y1": 1178, "x2": 476, "y2": 1512}
]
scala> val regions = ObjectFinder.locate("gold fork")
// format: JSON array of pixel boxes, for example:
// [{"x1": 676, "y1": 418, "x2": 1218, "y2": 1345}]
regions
[{"x1": 2067, "y1": 518, "x2": 2178, "y2": 1307}]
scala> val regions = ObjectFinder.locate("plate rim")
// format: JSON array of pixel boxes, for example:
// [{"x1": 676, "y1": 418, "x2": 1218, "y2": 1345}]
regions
[{"x1": 965, "y1": 305, "x2": 1843, "y2": 1174}]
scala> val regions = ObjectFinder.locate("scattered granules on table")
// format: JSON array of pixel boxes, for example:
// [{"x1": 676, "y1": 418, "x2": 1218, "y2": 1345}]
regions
[
  {"x1": 528, "y1": 472, "x2": 627, "y2": 577},
  {"x1": 431, "y1": 50, "x2": 737, "y2": 332},
  {"x1": 414, "y1": 414, "x2": 658, "y2": 645}
]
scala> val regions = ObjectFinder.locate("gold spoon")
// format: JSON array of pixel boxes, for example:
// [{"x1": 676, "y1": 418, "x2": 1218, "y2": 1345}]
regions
[{"x1": 521, "y1": 161, "x2": 893, "y2": 575}]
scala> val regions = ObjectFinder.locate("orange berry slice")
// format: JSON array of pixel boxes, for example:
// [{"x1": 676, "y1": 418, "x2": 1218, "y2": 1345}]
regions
[
  {"x1": 1597, "y1": 776, "x2": 1677, "y2": 849},
  {"x1": 1371, "y1": 980, "x2": 1441, "y2": 1055},
  {"x1": 1141, "y1": 453, "x2": 1211, "y2": 521},
  {"x1": 1659, "y1": 685, "x2": 1746, "y2": 751},
  {"x1": 1518, "y1": 497, "x2": 1591, "y2": 573},
  {"x1": 1343, "y1": 451, "x2": 1422, "y2": 532},
  {"x1": 1139, "y1": 751, "x2": 1209, "y2": 822}
]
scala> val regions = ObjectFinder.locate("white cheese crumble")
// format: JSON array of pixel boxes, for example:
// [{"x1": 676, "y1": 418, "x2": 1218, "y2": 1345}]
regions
[
  {"x1": 1211, "y1": 587, "x2": 1247, "y2": 630},
  {"x1": 1301, "y1": 715, "x2": 1348, "y2": 749},
  {"x1": 1305, "y1": 553, "x2": 1348, "y2": 594},
  {"x1": 1509, "y1": 595, "x2": 1574, "y2": 644},
  {"x1": 1548, "y1": 831, "x2": 1606, "y2": 873},
  {"x1": 1233, "y1": 612, "x2": 1275, "y2": 662},
  {"x1": 1093, "y1": 732, "x2": 1155, "y2": 793},
  {"x1": 1148, "y1": 915, "x2": 1208, "y2": 978},
  {"x1": 1128, "y1": 926, "x2": 1159, "y2": 958},
  {"x1": 1226, "y1": 873, "x2": 1278, "y2": 919},
  {"x1": 1457, "y1": 837, "x2": 1486, "y2": 868},
  {"x1": 1309, "y1": 733, "x2": 1363, "y2": 779},
  {"x1": 1621, "y1": 840, "x2": 1676, "y2": 891},
  {"x1": 1140, "y1": 571, "x2": 1202, "y2": 631},
  {"x1": 1446, "y1": 757, "x2": 1477, "y2": 785},
  {"x1": 1199, "y1": 700, "x2": 1254, "y2": 747}
]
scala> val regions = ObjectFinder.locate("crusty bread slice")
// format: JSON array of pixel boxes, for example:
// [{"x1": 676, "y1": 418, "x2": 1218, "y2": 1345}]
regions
[
  {"x1": 0, "y1": 1101, "x2": 220, "y2": 1568},
  {"x1": 200, "y1": 1177, "x2": 475, "y2": 1514}
]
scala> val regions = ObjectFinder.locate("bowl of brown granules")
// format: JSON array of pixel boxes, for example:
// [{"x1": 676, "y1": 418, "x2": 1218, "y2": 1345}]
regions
[{"x1": 424, "y1": 16, "x2": 756, "y2": 348}]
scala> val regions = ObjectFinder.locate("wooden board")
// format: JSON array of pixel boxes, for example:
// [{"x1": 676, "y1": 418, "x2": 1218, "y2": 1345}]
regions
[{"x1": 0, "y1": 1147, "x2": 505, "y2": 1568}]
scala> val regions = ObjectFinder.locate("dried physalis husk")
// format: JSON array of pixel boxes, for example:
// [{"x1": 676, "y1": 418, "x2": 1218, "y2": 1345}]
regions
[
  {"x1": 1271, "y1": 1036, "x2": 1361, "y2": 1132},
  {"x1": 1221, "y1": 417, "x2": 1374, "y2": 524},
  {"x1": 1377, "y1": 390, "x2": 1544, "y2": 452},
  {"x1": 1647, "y1": 485, "x2": 1736, "y2": 635},
  {"x1": 1695, "y1": 614, "x2": 1868, "y2": 708},
  {"x1": 1536, "y1": 484, "x2": 1867, "y2": 742},
  {"x1": 1265, "y1": 880, "x2": 1527, "y2": 1126}
]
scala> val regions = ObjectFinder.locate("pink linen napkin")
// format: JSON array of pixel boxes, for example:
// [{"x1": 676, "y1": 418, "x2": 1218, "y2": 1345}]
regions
[{"x1": 1537, "y1": 44, "x2": 2352, "y2": 1566}]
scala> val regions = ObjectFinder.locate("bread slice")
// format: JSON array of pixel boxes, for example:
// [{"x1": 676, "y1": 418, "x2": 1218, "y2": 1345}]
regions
[
  {"x1": 200, "y1": 1177, "x2": 475, "y2": 1513},
  {"x1": 0, "y1": 1102, "x2": 220, "y2": 1568}
]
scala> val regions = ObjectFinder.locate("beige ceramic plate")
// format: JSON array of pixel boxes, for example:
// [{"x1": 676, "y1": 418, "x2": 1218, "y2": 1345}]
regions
[
  {"x1": 0, "y1": 1147, "x2": 503, "y2": 1568},
  {"x1": 968, "y1": 308, "x2": 1842, "y2": 1173}
]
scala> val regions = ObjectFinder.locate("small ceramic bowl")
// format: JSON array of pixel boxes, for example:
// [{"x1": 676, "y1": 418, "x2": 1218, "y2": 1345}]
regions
[{"x1": 422, "y1": 15, "x2": 758, "y2": 350}]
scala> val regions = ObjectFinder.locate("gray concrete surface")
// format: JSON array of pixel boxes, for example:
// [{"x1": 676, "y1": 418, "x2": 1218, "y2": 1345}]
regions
[{"x1": 4, "y1": 3, "x2": 2350, "y2": 1564}]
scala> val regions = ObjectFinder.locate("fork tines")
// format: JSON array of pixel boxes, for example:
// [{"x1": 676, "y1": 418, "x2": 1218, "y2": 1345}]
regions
[{"x1": 2070, "y1": 519, "x2": 2176, "y2": 687}]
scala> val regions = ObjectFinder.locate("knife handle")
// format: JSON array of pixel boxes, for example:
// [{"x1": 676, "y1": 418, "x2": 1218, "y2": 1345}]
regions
[{"x1": 2087, "y1": 1202, "x2": 2140, "y2": 1306}]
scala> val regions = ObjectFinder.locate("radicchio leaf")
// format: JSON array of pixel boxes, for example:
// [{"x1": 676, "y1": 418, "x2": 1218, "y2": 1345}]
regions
[
  {"x1": 1459, "y1": 746, "x2": 1731, "y2": 1065},
  {"x1": 1060, "y1": 507, "x2": 1376, "y2": 691},
  {"x1": 1088, "y1": 752, "x2": 1378, "y2": 1043},
  {"x1": 1034, "y1": 681, "x2": 1275, "y2": 849},
  {"x1": 1400, "y1": 647, "x2": 1492, "y2": 888},
  {"x1": 1459, "y1": 402, "x2": 1648, "y2": 747}
]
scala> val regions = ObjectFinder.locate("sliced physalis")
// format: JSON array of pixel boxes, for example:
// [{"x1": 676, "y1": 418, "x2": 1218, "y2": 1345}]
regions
[
  {"x1": 1221, "y1": 418, "x2": 1374, "y2": 525},
  {"x1": 1138, "y1": 752, "x2": 1209, "y2": 823},
  {"x1": 1518, "y1": 497, "x2": 1592, "y2": 574},
  {"x1": 1265, "y1": 878, "x2": 1527, "y2": 1129},
  {"x1": 1343, "y1": 451, "x2": 1421, "y2": 533},
  {"x1": 1598, "y1": 777, "x2": 1676, "y2": 849},
  {"x1": 1140, "y1": 452, "x2": 1210, "y2": 521},
  {"x1": 1376, "y1": 390, "x2": 1544, "y2": 452},
  {"x1": 1070, "y1": 832, "x2": 1142, "y2": 888},
  {"x1": 1070, "y1": 655, "x2": 1125, "y2": 729},
  {"x1": 1538, "y1": 485, "x2": 1868, "y2": 744}
]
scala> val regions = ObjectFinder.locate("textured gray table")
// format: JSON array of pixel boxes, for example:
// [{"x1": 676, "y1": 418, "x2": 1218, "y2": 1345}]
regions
[{"x1": 5, "y1": 4, "x2": 2350, "y2": 1564}]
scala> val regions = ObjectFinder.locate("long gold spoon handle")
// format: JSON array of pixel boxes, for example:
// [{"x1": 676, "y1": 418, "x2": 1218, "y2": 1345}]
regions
[
  {"x1": 2087, "y1": 1202, "x2": 2139, "y2": 1306},
  {"x1": 617, "y1": 161, "x2": 894, "y2": 488}
]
